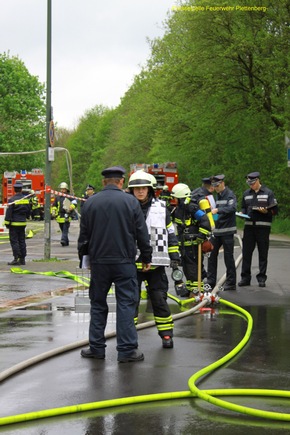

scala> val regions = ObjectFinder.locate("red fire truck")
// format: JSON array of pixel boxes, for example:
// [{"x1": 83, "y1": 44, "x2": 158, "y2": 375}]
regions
[
  {"x1": 2, "y1": 169, "x2": 45, "y2": 205},
  {"x1": 129, "y1": 162, "x2": 179, "y2": 204}
]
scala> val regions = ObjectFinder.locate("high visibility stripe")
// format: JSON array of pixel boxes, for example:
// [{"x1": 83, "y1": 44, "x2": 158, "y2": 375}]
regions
[
  {"x1": 5, "y1": 222, "x2": 27, "y2": 227},
  {"x1": 213, "y1": 226, "x2": 236, "y2": 234},
  {"x1": 244, "y1": 221, "x2": 271, "y2": 227},
  {"x1": 154, "y1": 315, "x2": 174, "y2": 331}
]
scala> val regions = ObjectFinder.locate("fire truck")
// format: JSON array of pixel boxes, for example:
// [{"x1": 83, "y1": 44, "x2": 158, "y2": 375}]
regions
[
  {"x1": 2, "y1": 169, "x2": 45, "y2": 205},
  {"x1": 129, "y1": 162, "x2": 179, "y2": 204}
]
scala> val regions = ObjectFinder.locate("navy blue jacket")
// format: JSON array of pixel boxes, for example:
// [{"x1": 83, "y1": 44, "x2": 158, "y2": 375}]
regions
[
  {"x1": 78, "y1": 184, "x2": 152, "y2": 265},
  {"x1": 213, "y1": 187, "x2": 237, "y2": 236},
  {"x1": 4, "y1": 193, "x2": 31, "y2": 227}
]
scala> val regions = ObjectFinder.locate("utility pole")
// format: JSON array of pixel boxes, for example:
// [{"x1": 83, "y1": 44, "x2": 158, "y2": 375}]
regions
[{"x1": 44, "y1": 0, "x2": 53, "y2": 259}]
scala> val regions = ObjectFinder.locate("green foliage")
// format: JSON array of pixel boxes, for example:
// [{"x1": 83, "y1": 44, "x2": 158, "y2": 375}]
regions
[
  {"x1": 55, "y1": 0, "x2": 290, "y2": 216},
  {"x1": 52, "y1": 105, "x2": 116, "y2": 196},
  {"x1": 0, "y1": 53, "x2": 46, "y2": 174}
]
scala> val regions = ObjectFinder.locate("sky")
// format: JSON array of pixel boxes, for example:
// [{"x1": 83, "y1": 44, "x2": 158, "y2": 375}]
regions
[{"x1": 0, "y1": 0, "x2": 175, "y2": 130}]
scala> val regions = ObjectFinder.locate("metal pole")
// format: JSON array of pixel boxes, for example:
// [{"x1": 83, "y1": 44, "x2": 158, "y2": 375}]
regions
[{"x1": 44, "y1": 0, "x2": 52, "y2": 259}]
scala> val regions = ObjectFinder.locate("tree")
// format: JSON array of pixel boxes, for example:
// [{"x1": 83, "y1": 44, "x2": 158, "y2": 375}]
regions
[
  {"x1": 54, "y1": 105, "x2": 115, "y2": 195},
  {"x1": 0, "y1": 53, "x2": 46, "y2": 174}
]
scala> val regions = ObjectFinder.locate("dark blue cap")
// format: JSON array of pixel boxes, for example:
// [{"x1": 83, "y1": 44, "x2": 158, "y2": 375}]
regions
[
  {"x1": 101, "y1": 166, "x2": 126, "y2": 179},
  {"x1": 202, "y1": 177, "x2": 213, "y2": 184},
  {"x1": 13, "y1": 181, "x2": 23, "y2": 189},
  {"x1": 86, "y1": 184, "x2": 95, "y2": 190},
  {"x1": 246, "y1": 172, "x2": 260, "y2": 180},
  {"x1": 211, "y1": 174, "x2": 225, "y2": 186}
]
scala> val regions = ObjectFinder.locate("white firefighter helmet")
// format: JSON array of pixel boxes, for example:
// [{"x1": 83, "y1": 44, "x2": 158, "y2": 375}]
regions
[
  {"x1": 171, "y1": 183, "x2": 191, "y2": 198},
  {"x1": 128, "y1": 170, "x2": 153, "y2": 188},
  {"x1": 163, "y1": 185, "x2": 169, "y2": 191},
  {"x1": 148, "y1": 173, "x2": 157, "y2": 189},
  {"x1": 59, "y1": 182, "x2": 69, "y2": 190}
]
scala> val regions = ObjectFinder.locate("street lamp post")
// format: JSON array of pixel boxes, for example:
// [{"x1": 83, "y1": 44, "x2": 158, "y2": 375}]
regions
[{"x1": 44, "y1": 0, "x2": 52, "y2": 259}]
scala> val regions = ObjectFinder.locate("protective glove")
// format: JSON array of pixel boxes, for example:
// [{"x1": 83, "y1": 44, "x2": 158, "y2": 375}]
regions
[{"x1": 196, "y1": 232, "x2": 206, "y2": 244}]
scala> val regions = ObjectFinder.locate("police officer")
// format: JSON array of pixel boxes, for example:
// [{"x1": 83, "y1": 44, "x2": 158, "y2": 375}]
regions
[
  {"x1": 171, "y1": 183, "x2": 212, "y2": 293},
  {"x1": 207, "y1": 174, "x2": 237, "y2": 291},
  {"x1": 238, "y1": 172, "x2": 278, "y2": 288},
  {"x1": 4, "y1": 181, "x2": 31, "y2": 265},
  {"x1": 78, "y1": 166, "x2": 152, "y2": 363},
  {"x1": 80, "y1": 184, "x2": 95, "y2": 212},
  {"x1": 51, "y1": 182, "x2": 76, "y2": 246},
  {"x1": 191, "y1": 176, "x2": 215, "y2": 206},
  {"x1": 128, "y1": 171, "x2": 180, "y2": 349}
]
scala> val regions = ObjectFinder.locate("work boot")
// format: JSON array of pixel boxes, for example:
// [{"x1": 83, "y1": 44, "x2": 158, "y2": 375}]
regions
[
  {"x1": 118, "y1": 349, "x2": 144, "y2": 363},
  {"x1": 19, "y1": 258, "x2": 26, "y2": 265},
  {"x1": 162, "y1": 336, "x2": 174, "y2": 349},
  {"x1": 238, "y1": 280, "x2": 251, "y2": 287},
  {"x1": 81, "y1": 348, "x2": 105, "y2": 359},
  {"x1": 7, "y1": 258, "x2": 21, "y2": 265}
]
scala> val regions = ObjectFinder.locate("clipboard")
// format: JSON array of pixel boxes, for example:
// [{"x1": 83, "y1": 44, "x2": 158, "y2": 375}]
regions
[{"x1": 235, "y1": 212, "x2": 251, "y2": 219}]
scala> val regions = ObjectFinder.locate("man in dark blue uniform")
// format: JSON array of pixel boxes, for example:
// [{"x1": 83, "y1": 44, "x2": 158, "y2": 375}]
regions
[
  {"x1": 238, "y1": 172, "x2": 278, "y2": 288},
  {"x1": 207, "y1": 174, "x2": 237, "y2": 291},
  {"x1": 78, "y1": 166, "x2": 152, "y2": 363},
  {"x1": 80, "y1": 184, "x2": 95, "y2": 212},
  {"x1": 4, "y1": 181, "x2": 31, "y2": 265}
]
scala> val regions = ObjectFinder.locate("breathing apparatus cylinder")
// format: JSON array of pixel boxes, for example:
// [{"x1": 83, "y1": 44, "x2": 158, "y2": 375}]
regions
[{"x1": 199, "y1": 198, "x2": 215, "y2": 230}]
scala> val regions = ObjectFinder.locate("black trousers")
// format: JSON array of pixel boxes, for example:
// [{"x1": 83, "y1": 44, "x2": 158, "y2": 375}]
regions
[
  {"x1": 207, "y1": 234, "x2": 236, "y2": 287},
  {"x1": 137, "y1": 266, "x2": 173, "y2": 337},
  {"x1": 241, "y1": 225, "x2": 271, "y2": 283},
  {"x1": 9, "y1": 226, "x2": 27, "y2": 259}
]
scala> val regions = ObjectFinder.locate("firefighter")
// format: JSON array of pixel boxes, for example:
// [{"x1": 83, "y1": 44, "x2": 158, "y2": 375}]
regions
[
  {"x1": 128, "y1": 170, "x2": 181, "y2": 349},
  {"x1": 159, "y1": 185, "x2": 172, "y2": 211},
  {"x1": 51, "y1": 182, "x2": 76, "y2": 246},
  {"x1": 4, "y1": 181, "x2": 31, "y2": 265},
  {"x1": 171, "y1": 183, "x2": 212, "y2": 293},
  {"x1": 30, "y1": 190, "x2": 44, "y2": 221}
]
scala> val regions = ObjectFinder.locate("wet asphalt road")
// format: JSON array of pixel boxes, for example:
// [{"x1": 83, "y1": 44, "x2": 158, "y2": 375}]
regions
[{"x1": 1, "y1": 221, "x2": 290, "y2": 434}]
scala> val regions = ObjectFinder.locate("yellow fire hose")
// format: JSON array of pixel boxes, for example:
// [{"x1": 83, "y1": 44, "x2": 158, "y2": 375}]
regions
[{"x1": 2, "y1": 248, "x2": 290, "y2": 426}]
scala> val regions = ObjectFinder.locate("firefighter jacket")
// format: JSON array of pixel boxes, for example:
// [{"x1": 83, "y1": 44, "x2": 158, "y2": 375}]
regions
[
  {"x1": 4, "y1": 193, "x2": 31, "y2": 227},
  {"x1": 78, "y1": 185, "x2": 152, "y2": 265},
  {"x1": 213, "y1": 187, "x2": 237, "y2": 236},
  {"x1": 51, "y1": 196, "x2": 76, "y2": 224},
  {"x1": 172, "y1": 199, "x2": 211, "y2": 252},
  {"x1": 136, "y1": 196, "x2": 180, "y2": 269},
  {"x1": 241, "y1": 184, "x2": 278, "y2": 228}
]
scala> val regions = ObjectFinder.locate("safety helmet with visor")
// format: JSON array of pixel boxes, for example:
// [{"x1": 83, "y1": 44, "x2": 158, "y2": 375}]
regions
[
  {"x1": 171, "y1": 183, "x2": 191, "y2": 199},
  {"x1": 128, "y1": 170, "x2": 154, "y2": 188},
  {"x1": 59, "y1": 182, "x2": 69, "y2": 190}
]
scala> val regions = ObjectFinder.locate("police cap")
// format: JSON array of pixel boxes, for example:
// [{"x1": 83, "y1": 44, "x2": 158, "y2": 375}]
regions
[
  {"x1": 202, "y1": 177, "x2": 212, "y2": 185},
  {"x1": 211, "y1": 174, "x2": 225, "y2": 187},
  {"x1": 246, "y1": 171, "x2": 260, "y2": 180},
  {"x1": 101, "y1": 166, "x2": 126, "y2": 179},
  {"x1": 246, "y1": 171, "x2": 260, "y2": 185},
  {"x1": 86, "y1": 184, "x2": 95, "y2": 190},
  {"x1": 13, "y1": 181, "x2": 23, "y2": 189}
]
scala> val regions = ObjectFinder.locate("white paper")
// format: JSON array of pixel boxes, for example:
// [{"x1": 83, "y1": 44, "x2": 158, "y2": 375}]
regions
[{"x1": 81, "y1": 255, "x2": 90, "y2": 269}]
